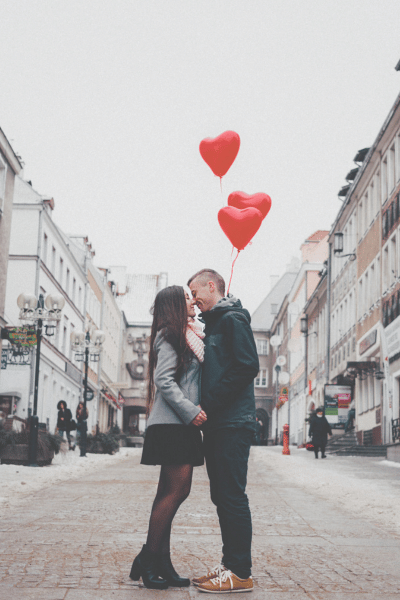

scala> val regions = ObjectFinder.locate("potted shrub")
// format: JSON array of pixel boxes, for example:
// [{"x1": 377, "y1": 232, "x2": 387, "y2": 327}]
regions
[{"x1": 0, "y1": 422, "x2": 62, "y2": 466}]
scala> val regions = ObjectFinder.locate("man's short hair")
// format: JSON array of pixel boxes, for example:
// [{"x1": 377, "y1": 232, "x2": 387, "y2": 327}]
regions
[{"x1": 187, "y1": 269, "x2": 225, "y2": 296}]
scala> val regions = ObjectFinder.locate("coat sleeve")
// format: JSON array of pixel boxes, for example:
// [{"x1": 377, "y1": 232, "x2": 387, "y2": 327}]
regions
[
  {"x1": 154, "y1": 336, "x2": 201, "y2": 425},
  {"x1": 325, "y1": 417, "x2": 332, "y2": 435},
  {"x1": 203, "y1": 313, "x2": 259, "y2": 414}
]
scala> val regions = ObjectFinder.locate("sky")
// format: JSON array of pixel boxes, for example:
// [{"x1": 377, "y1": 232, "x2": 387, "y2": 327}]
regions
[{"x1": 1, "y1": 0, "x2": 400, "y2": 314}]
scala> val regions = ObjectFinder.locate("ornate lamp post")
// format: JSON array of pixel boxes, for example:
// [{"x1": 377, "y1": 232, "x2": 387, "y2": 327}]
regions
[
  {"x1": 70, "y1": 327, "x2": 105, "y2": 456},
  {"x1": 17, "y1": 292, "x2": 65, "y2": 466}
]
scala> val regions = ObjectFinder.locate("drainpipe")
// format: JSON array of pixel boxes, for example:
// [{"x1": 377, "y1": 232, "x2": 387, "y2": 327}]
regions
[{"x1": 326, "y1": 242, "x2": 332, "y2": 385}]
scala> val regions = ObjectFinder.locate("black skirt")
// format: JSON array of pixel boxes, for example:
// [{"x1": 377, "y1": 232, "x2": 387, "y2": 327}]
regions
[{"x1": 141, "y1": 424, "x2": 204, "y2": 467}]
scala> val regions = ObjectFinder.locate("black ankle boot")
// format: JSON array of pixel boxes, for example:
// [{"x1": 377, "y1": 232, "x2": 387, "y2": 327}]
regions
[
  {"x1": 129, "y1": 545, "x2": 168, "y2": 589},
  {"x1": 158, "y1": 554, "x2": 190, "y2": 587}
]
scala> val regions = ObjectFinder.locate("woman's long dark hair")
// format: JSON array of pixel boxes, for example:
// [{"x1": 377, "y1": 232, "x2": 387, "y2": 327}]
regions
[{"x1": 147, "y1": 285, "x2": 191, "y2": 414}]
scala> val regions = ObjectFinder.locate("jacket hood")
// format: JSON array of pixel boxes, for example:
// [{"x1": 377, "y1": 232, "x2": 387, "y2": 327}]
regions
[{"x1": 201, "y1": 294, "x2": 251, "y2": 323}]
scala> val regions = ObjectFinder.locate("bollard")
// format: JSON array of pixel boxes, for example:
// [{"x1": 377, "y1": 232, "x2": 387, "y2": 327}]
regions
[{"x1": 282, "y1": 423, "x2": 290, "y2": 455}]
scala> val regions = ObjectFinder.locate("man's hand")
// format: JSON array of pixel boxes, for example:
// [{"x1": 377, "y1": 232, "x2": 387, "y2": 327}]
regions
[{"x1": 191, "y1": 408, "x2": 207, "y2": 427}]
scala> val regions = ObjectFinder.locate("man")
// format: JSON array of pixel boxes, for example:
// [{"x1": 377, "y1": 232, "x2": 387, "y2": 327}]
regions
[
  {"x1": 308, "y1": 407, "x2": 332, "y2": 459},
  {"x1": 188, "y1": 269, "x2": 259, "y2": 594}
]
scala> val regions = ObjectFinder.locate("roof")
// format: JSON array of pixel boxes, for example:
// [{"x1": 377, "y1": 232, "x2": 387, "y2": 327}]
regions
[
  {"x1": 306, "y1": 230, "x2": 329, "y2": 242},
  {"x1": 251, "y1": 270, "x2": 298, "y2": 331}
]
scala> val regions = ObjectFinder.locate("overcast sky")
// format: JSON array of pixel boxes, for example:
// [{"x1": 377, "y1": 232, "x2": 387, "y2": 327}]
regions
[{"x1": 1, "y1": 1, "x2": 400, "y2": 313}]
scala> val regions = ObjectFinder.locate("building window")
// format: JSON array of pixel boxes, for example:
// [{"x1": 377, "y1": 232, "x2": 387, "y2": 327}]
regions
[
  {"x1": 255, "y1": 369, "x2": 268, "y2": 387},
  {"x1": 69, "y1": 323, "x2": 74, "y2": 361},
  {"x1": 42, "y1": 233, "x2": 48, "y2": 265},
  {"x1": 382, "y1": 156, "x2": 388, "y2": 204},
  {"x1": 256, "y1": 339, "x2": 269, "y2": 355},
  {"x1": 389, "y1": 143, "x2": 396, "y2": 194},
  {"x1": 61, "y1": 318, "x2": 67, "y2": 356},
  {"x1": 72, "y1": 278, "x2": 76, "y2": 303},
  {"x1": 66, "y1": 269, "x2": 70, "y2": 296},
  {"x1": 59, "y1": 258, "x2": 64, "y2": 286},
  {"x1": 51, "y1": 246, "x2": 56, "y2": 274}
]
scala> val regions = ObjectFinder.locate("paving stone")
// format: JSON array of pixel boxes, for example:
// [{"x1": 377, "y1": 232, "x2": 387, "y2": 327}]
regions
[{"x1": 0, "y1": 449, "x2": 400, "y2": 597}]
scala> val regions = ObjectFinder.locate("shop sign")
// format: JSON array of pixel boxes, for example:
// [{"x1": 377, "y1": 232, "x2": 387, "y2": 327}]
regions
[
  {"x1": 359, "y1": 329, "x2": 377, "y2": 355},
  {"x1": 280, "y1": 386, "x2": 289, "y2": 396},
  {"x1": 278, "y1": 395, "x2": 288, "y2": 403},
  {"x1": 65, "y1": 362, "x2": 82, "y2": 385},
  {"x1": 384, "y1": 315, "x2": 400, "y2": 359},
  {"x1": 324, "y1": 384, "x2": 352, "y2": 428},
  {"x1": 2, "y1": 326, "x2": 37, "y2": 346}
]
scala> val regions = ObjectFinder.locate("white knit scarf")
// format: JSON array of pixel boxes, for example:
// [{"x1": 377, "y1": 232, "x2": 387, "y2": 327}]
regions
[{"x1": 186, "y1": 318, "x2": 205, "y2": 363}]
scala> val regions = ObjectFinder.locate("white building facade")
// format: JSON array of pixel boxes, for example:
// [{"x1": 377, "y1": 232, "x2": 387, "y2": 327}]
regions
[{"x1": 1, "y1": 177, "x2": 86, "y2": 432}]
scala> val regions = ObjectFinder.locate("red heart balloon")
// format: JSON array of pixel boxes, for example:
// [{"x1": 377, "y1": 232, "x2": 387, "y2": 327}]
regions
[
  {"x1": 218, "y1": 206, "x2": 263, "y2": 251},
  {"x1": 228, "y1": 191, "x2": 271, "y2": 219},
  {"x1": 199, "y1": 131, "x2": 240, "y2": 178}
]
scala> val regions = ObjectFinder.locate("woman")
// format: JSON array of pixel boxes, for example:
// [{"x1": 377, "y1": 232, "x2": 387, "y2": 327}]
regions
[
  {"x1": 76, "y1": 402, "x2": 89, "y2": 457},
  {"x1": 308, "y1": 407, "x2": 332, "y2": 459},
  {"x1": 130, "y1": 285, "x2": 207, "y2": 590},
  {"x1": 56, "y1": 400, "x2": 73, "y2": 449}
]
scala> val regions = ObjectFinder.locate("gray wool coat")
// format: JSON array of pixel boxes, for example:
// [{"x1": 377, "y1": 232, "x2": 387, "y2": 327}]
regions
[{"x1": 146, "y1": 332, "x2": 202, "y2": 427}]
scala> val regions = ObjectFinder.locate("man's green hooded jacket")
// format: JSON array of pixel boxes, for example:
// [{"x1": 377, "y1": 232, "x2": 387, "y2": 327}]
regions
[{"x1": 200, "y1": 295, "x2": 259, "y2": 431}]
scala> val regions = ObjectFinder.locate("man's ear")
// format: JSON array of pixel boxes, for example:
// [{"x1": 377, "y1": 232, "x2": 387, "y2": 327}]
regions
[{"x1": 208, "y1": 281, "x2": 215, "y2": 293}]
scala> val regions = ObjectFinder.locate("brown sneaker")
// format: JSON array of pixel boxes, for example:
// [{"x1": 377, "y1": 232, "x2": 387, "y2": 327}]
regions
[
  {"x1": 197, "y1": 569, "x2": 253, "y2": 593},
  {"x1": 192, "y1": 564, "x2": 226, "y2": 587}
]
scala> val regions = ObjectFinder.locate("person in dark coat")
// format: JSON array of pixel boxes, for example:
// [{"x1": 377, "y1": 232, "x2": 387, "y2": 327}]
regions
[
  {"x1": 253, "y1": 418, "x2": 262, "y2": 445},
  {"x1": 188, "y1": 269, "x2": 259, "y2": 594},
  {"x1": 76, "y1": 402, "x2": 89, "y2": 457},
  {"x1": 345, "y1": 401, "x2": 355, "y2": 432},
  {"x1": 308, "y1": 407, "x2": 332, "y2": 459},
  {"x1": 57, "y1": 400, "x2": 73, "y2": 449}
]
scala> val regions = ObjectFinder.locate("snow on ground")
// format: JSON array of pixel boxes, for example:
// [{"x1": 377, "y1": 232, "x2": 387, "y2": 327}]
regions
[
  {"x1": 0, "y1": 445, "x2": 142, "y2": 516},
  {"x1": 253, "y1": 446, "x2": 400, "y2": 535},
  {"x1": 2, "y1": 443, "x2": 400, "y2": 535}
]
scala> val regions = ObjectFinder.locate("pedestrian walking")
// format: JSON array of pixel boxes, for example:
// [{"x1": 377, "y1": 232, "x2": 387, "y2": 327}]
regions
[
  {"x1": 76, "y1": 402, "x2": 88, "y2": 457},
  {"x1": 56, "y1": 400, "x2": 73, "y2": 450},
  {"x1": 129, "y1": 285, "x2": 207, "y2": 590},
  {"x1": 308, "y1": 407, "x2": 332, "y2": 459},
  {"x1": 188, "y1": 269, "x2": 259, "y2": 594}
]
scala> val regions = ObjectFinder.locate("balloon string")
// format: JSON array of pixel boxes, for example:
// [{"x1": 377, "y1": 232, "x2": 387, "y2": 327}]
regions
[
  {"x1": 220, "y1": 177, "x2": 222, "y2": 193},
  {"x1": 227, "y1": 249, "x2": 240, "y2": 295}
]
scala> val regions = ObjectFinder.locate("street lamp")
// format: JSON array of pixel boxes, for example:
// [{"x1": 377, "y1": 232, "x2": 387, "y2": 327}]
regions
[
  {"x1": 17, "y1": 292, "x2": 65, "y2": 466},
  {"x1": 70, "y1": 327, "x2": 105, "y2": 456}
]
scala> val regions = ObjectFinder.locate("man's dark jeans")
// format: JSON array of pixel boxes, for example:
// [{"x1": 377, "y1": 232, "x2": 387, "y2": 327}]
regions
[{"x1": 203, "y1": 427, "x2": 253, "y2": 579}]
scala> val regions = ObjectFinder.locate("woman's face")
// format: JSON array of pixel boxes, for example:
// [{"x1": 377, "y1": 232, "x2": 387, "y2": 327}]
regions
[{"x1": 185, "y1": 291, "x2": 196, "y2": 318}]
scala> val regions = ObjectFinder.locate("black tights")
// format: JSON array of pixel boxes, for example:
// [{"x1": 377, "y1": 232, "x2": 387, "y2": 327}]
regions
[{"x1": 146, "y1": 464, "x2": 193, "y2": 555}]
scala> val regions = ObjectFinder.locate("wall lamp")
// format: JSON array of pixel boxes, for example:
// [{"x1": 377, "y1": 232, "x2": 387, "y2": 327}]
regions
[{"x1": 333, "y1": 232, "x2": 356, "y2": 261}]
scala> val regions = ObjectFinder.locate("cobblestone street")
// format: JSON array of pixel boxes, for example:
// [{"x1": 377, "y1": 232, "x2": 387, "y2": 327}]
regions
[{"x1": 1, "y1": 447, "x2": 400, "y2": 599}]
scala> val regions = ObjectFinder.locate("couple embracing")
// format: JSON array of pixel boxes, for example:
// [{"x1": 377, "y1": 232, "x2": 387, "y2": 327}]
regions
[{"x1": 130, "y1": 269, "x2": 259, "y2": 594}]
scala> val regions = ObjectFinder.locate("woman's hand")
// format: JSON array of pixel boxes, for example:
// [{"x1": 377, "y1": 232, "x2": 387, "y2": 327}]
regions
[{"x1": 191, "y1": 408, "x2": 207, "y2": 427}]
